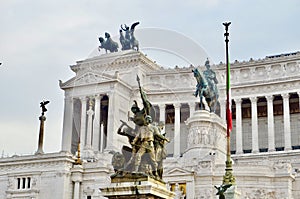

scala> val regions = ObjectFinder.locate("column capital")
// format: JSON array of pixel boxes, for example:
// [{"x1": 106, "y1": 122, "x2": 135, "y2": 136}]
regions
[
  {"x1": 174, "y1": 103, "x2": 181, "y2": 109},
  {"x1": 219, "y1": 98, "x2": 226, "y2": 104},
  {"x1": 65, "y1": 96, "x2": 74, "y2": 102},
  {"x1": 233, "y1": 98, "x2": 242, "y2": 104},
  {"x1": 158, "y1": 103, "x2": 166, "y2": 109},
  {"x1": 88, "y1": 95, "x2": 95, "y2": 101},
  {"x1": 281, "y1": 93, "x2": 290, "y2": 99},
  {"x1": 94, "y1": 94, "x2": 102, "y2": 100},
  {"x1": 87, "y1": 109, "x2": 94, "y2": 116},
  {"x1": 265, "y1": 95, "x2": 273, "y2": 102},
  {"x1": 106, "y1": 92, "x2": 113, "y2": 97},
  {"x1": 249, "y1": 96, "x2": 257, "y2": 103},
  {"x1": 79, "y1": 96, "x2": 87, "y2": 102},
  {"x1": 188, "y1": 101, "x2": 196, "y2": 106}
]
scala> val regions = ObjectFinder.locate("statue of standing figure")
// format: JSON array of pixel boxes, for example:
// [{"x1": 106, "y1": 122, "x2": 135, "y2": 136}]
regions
[
  {"x1": 112, "y1": 75, "x2": 169, "y2": 180},
  {"x1": 132, "y1": 115, "x2": 159, "y2": 177},
  {"x1": 119, "y1": 22, "x2": 140, "y2": 51}
]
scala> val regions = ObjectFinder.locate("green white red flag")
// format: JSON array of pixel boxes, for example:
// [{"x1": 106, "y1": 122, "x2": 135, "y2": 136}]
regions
[{"x1": 226, "y1": 56, "x2": 232, "y2": 136}]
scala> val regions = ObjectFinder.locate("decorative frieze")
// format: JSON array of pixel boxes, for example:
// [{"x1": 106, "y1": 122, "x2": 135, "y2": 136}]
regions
[
  {"x1": 243, "y1": 189, "x2": 286, "y2": 199},
  {"x1": 194, "y1": 189, "x2": 212, "y2": 199}
]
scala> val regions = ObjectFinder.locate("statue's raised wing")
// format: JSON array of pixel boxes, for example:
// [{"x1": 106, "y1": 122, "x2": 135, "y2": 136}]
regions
[{"x1": 130, "y1": 22, "x2": 140, "y2": 31}]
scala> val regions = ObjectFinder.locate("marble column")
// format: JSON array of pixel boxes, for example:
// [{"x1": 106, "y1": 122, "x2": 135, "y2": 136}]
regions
[
  {"x1": 186, "y1": 181, "x2": 195, "y2": 199},
  {"x1": 79, "y1": 97, "x2": 87, "y2": 151},
  {"x1": 158, "y1": 103, "x2": 166, "y2": 123},
  {"x1": 220, "y1": 99, "x2": 226, "y2": 120},
  {"x1": 73, "y1": 181, "x2": 80, "y2": 199},
  {"x1": 86, "y1": 98, "x2": 94, "y2": 149},
  {"x1": 100, "y1": 123, "x2": 104, "y2": 153},
  {"x1": 174, "y1": 103, "x2": 181, "y2": 158},
  {"x1": 266, "y1": 95, "x2": 275, "y2": 152},
  {"x1": 61, "y1": 97, "x2": 73, "y2": 152},
  {"x1": 71, "y1": 165, "x2": 83, "y2": 199},
  {"x1": 234, "y1": 98, "x2": 243, "y2": 154},
  {"x1": 250, "y1": 97, "x2": 259, "y2": 153},
  {"x1": 106, "y1": 91, "x2": 116, "y2": 152},
  {"x1": 158, "y1": 103, "x2": 166, "y2": 134},
  {"x1": 282, "y1": 93, "x2": 292, "y2": 150},
  {"x1": 298, "y1": 92, "x2": 300, "y2": 112},
  {"x1": 92, "y1": 95, "x2": 102, "y2": 151},
  {"x1": 188, "y1": 102, "x2": 195, "y2": 118}
]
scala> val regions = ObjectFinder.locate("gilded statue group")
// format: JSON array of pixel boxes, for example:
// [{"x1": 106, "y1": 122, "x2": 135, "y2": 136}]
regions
[
  {"x1": 112, "y1": 75, "x2": 169, "y2": 180},
  {"x1": 98, "y1": 22, "x2": 140, "y2": 53}
]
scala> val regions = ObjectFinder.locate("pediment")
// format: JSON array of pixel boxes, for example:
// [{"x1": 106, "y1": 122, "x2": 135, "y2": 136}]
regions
[
  {"x1": 60, "y1": 72, "x2": 116, "y2": 88},
  {"x1": 164, "y1": 167, "x2": 193, "y2": 176}
]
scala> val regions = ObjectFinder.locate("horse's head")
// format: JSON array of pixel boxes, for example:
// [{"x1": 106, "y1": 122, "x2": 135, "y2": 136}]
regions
[
  {"x1": 98, "y1": 37, "x2": 104, "y2": 43},
  {"x1": 105, "y1": 32, "x2": 111, "y2": 39}
]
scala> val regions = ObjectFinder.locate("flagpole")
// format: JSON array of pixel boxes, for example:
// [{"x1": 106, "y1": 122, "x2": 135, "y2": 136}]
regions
[{"x1": 222, "y1": 21, "x2": 235, "y2": 185}]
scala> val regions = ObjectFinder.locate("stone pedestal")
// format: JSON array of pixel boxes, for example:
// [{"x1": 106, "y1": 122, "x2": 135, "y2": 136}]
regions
[
  {"x1": 223, "y1": 185, "x2": 241, "y2": 199},
  {"x1": 71, "y1": 165, "x2": 83, "y2": 199},
  {"x1": 184, "y1": 110, "x2": 226, "y2": 165},
  {"x1": 100, "y1": 173, "x2": 175, "y2": 199}
]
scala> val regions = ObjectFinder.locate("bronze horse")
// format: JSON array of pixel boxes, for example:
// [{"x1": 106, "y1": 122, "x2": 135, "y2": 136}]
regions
[
  {"x1": 120, "y1": 22, "x2": 139, "y2": 51},
  {"x1": 192, "y1": 68, "x2": 219, "y2": 112},
  {"x1": 98, "y1": 32, "x2": 119, "y2": 53}
]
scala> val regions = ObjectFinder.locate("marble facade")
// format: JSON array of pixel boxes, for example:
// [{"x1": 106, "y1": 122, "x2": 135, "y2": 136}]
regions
[{"x1": 1, "y1": 50, "x2": 300, "y2": 198}]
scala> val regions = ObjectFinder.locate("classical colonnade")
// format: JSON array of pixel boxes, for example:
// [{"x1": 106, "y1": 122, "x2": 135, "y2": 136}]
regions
[
  {"x1": 220, "y1": 92, "x2": 300, "y2": 154},
  {"x1": 61, "y1": 91, "x2": 300, "y2": 156},
  {"x1": 61, "y1": 94, "x2": 112, "y2": 154}
]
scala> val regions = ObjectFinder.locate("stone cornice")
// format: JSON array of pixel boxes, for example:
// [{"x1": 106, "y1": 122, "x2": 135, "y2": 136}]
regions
[
  {"x1": 232, "y1": 150, "x2": 300, "y2": 162},
  {"x1": 144, "y1": 52, "x2": 300, "y2": 92},
  {"x1": 70, "y1": 50, "x2": 161, "y2": 74},
  {"x1": 230, "y1": 75, "x2": 300, "y2": 88},
  {"x1": 60, "y1": 73, "x2": 133, "y2": 96},
  {"x1": 0, "y1": 152, "x2": 74, "y2": 167},
  {"x1": 228, "y1": 78, "x2": 300, "y2": 99},
  {"x1": 215, "y1": 51, "x2": 300, "y2": 69},
  {"x1": 60, "y1": 71, "x2": 117, "y2": 89}
]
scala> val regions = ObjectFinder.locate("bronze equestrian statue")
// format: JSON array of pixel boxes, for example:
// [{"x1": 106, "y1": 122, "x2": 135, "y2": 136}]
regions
[{"x1": 192, "y1": 64, "x2": 219, "y2": 113}]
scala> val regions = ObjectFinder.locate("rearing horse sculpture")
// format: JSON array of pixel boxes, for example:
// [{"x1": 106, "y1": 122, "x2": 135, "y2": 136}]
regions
[
  {"x1": 192, "y1": 68, "x2": 219, "y2": 112},
  {"x1": 120, "y1": 22, "x2": 139, "y2": 51}
]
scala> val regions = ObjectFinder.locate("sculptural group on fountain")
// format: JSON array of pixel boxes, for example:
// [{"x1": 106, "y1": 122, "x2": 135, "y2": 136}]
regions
[{"x1": 112, "y1": 75, "x2": 169, "y2": 180}]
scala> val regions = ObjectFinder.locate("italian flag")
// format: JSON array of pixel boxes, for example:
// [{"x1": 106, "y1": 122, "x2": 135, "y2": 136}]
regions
[{"x1": 226, "y1": 56, "x2": 232, "y2": 136}]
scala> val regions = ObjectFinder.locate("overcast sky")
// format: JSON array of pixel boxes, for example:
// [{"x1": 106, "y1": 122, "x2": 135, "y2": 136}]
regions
[{"x1": 0, "y1": 0, "x2": 299, "y2": 156}]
